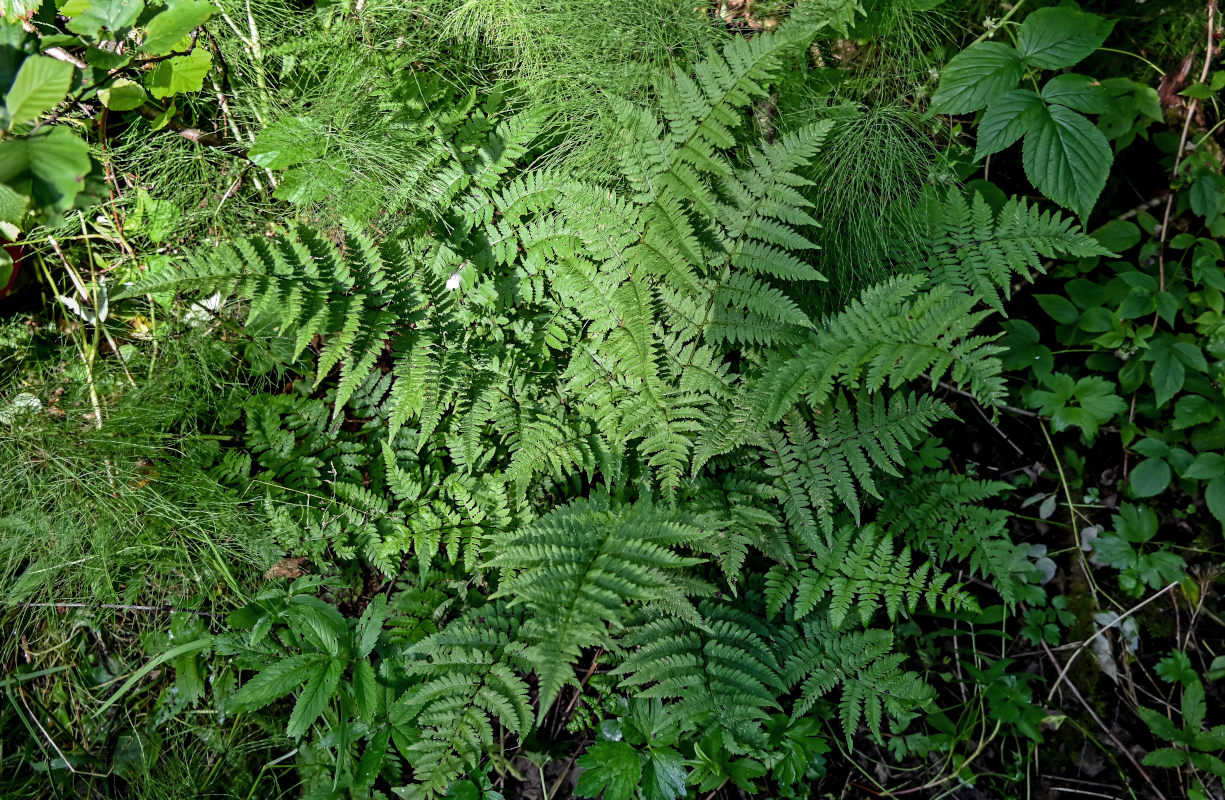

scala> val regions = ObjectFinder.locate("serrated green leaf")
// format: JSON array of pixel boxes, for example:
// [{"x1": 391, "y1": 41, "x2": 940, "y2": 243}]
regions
[
  {"x1": 1017, "y1": 7, "x2": 1114, "y2": 70},
  {"x1": 1190, "y1": 174, "x2": 1223, "y2": 221},
  {"x1": 4, "y1": 55, "x2": 73, "y2": 127},
  {"x1": 356, "y1": 593, "x2": 387, "y2": 658},
  {"x1": 65, "y1": 0, "x2": 144, "y2": 38},
  {"x1": 930, "y1": 41, "x2": 1024, "y2": 115},
  {"x1": 286, "y1": 658, "x2": 343, "y2": 739},
  {"x1": 642, "y1": 747, "x2": 688, "y2": 800},
  {"x1": 248, "y1": 117, "x2": 323, "y2": 169},
  {"x1": 145, "y1": 47, "x2": 211, "y2": 99},
  {"x1": 1205, "y1": 477, "x2": 1225, "y2": 525},
  {"x1": 575, "y1": 742, "x2": 642, "y2": 800},
  {"x1": 1151, "y1": 357, "x2": 1185, "y2": 408},
  {"x1": 98, "y1": 77, "x2": 146, "y2": 111},
  {"x1": 352, "y1": 658, "x2": 378, "y2": 719},
  {"x1": 0, "y1": 126, "x2": 91, "y2": 217},
  {"x1": 1041, "y1": 74, "x2": 1110, "y2": 114},
  {"x1": 1022, "y1": 103, "x2": 1112, "y2": 217},
  {"x1": 355, "y1": 727, "x2": 391, "y2": 787},
  {"x1": 142, "y1": 0, "x2": 217, "y2": 55},
  {"x1": 1184, "y1": 453, "x2": 1225, "y2": 480},
  {"x1": 229, "y1": 653, "x2": 322, "y2": 712},
  {"x1": 976, "y1": 89, "x2": 1042, "y2": 159},
  {"x1": 1138, "y1": 706, "x2": 1182, "y2": 743},
  {"x1": 1183, "y1": 680, "x2": 1206, "y2": 732},
  {"x1": 1142, "y1": 747, "x2": 1188, "y2": 767}
]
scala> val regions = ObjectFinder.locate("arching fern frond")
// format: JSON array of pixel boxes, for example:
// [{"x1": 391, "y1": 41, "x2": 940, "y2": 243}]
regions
[
  {"x1": 764, "y1": 524, "x2": 976, "y2": 629},
  {"x1": 486, "y1": 496, "x2": 709, "y2": 719},
  {"x1": 397, "y1": 608, "x2": 533, "y2": 798},
  {"x1": 777, "y1": 620, "x2": 933, "y2": 744},
  {"x1": 615, "y1": 602, "x2": 784, "y2": 756},
  {"x1": 900, "y1": 189, "x2": 1109, "y2": 314}
]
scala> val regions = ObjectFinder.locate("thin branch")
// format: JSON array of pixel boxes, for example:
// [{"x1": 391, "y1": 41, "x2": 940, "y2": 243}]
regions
[
  {"x1": 1041, "y1": 642, "x2": 1169, "y2": 800},
  {"x1": 1045, "y1": 582, "x2": 1179, "y2": 703}
]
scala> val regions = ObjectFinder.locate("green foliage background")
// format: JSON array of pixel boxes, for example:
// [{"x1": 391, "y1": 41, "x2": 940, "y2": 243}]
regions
[{"x1": 2, "y1": 0, "x2": 1225, "y2": 799}]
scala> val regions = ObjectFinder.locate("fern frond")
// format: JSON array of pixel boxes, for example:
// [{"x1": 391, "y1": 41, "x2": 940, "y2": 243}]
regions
[
  {"x1": 616, "y1": 602, "x2": 783, "y2": 755},
  {"x1": 486, "y1": 497, "x2": 706, "y2": 719},
  {"x1": 399, "y1": 609, "x2": 532, "y2": 798},
  {"x1": 904, "y1": 189, "x2": 1109, "y2": 313},
  {"x1": 778, "y1": 620, "x2": 933, "y2": 744},
  {"x1": 766, "y1": 524, "x2": 976, "y2": 629}
]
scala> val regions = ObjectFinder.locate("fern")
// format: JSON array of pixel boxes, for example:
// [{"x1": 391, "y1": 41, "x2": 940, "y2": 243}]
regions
[
  {"x1": 764, "y1": 524, "x2": 976, "y2": 629},
  {"x1": 397, "y1": 609, "x2": 533, "y2": 797},
  {"x1": 615, "y1": 602, "x2": 785, "y2": 756},
  {"x1": 778, "y1": 620, "x2": 934, "y2": 744},
  {"x1": 486, "y1": 496, "x2": 709, "y2": 718},
  {"x1": 876, "y1": 469, "x2": 1031, "y2": 605},
  {"x1": 900, "y1": 188, "x2": 1111, "y2": 314}
]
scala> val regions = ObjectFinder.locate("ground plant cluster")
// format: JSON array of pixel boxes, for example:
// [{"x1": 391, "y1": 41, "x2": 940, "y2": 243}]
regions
[{"x1": 1, "y1": 0, "x2": 1225, "y2": 798}]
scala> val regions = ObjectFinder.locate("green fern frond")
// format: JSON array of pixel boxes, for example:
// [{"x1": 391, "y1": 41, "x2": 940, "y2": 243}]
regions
[
  {"x1": 904, "y1": 189, "x2": 1110, "y2": 313},
  {"x1": 877, "y1": 469, "x2": 1027, "y2": 605},
  {"x1": 398, "y1": 609, "x2": 533, "y2": 798},
  {"x1": 486, "y1": 497, "x2": 707, "y2": 719},
  {"x1": 616, "y1": 602, "x2": 784, "y2": 755},
  {"x1": 765, "y1": 524, "x2": 976, "y2": 629},
  {"x1": 778, "y1": 620, "x2": 933, "y2": 744}
]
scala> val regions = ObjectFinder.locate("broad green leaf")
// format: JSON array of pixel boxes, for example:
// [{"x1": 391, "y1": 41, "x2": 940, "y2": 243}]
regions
[
  {"x1": 1151, "y1": 357, "x2": 1185, "y2": 408},
  {"x1": 930, "y1": 42, "x2": 1024, "y2": 115},
  {"x1": 1205, "y1": 477, "x2": 1225, "y2": 524},
  {"x1": 146, "y1": 47, "x2": 212, "y2": 99},
  {"x1": 1017, "y1": 7, "x2": 1114, "y2": 69},
  {"x1": 1022, "y1": 103, "x2": 1112, "y2": 217},
  {"x1": 0, "y1": 126, "x2": 91, "y2": 216},
  {"x1": 1041, "y1": 74, "x2": 1110, "y2": 114},
  {"x1": 1, "y1": 0, "x2": 41, "y2": 18},
  {"x1": 98, "y1": 77, "x2": 146, "y2": 111},
  {"x1": 3, "y1": 56, "x2": 73, "y2": 127},
  {"x1": 1034, "y1": 294, "x2": 1078, "y2": 325},
  {"x1": 575, "y1": 741, "x2": 642, "y2": 800},
  {"x1": 1190, "y1": 173, "x2": 1223, "y2": 221},
  {"x1": 84, "y1": 45, "x2": 131, "y2": 69},
  {"x1": 65, "y1": 0, "x2": 144, "y2": 38},
  {"x1": 642, "y1": 747, "x2": 688, "y2": 800},
  {"x1": 286, "y1": 658, "x2": 343, "y2": 739},
  {"x1": 975, "y1": 89, "x2": 1042, "y2": 159},
  {"x1": 0, "y1": 181, "x2": 30, "y2": 235},
  {"x1": 356, "y1": 593, "x2": 387, "y2": 658},
  {"x1": 142, "y1": 0, "x2": 217, "y2": 55},
  {"x1": 352, "y1": 658, "x2": 378, "y2": 719},
  {"x1": 1129, "y1": 458, "x2": 1170, "y2": 498},
  {"x1": 1142, "y1": 747, "x2": 1188, "y2": 767},
  {"x1": 229, "y1": 653, "x2": 322, "y2": 712},
  {"x1": 1184, "y1": 453, "x2": 1225, "y2": 480},
  {"x1": 1091, "y1": 219, "x2": 1140, "y2": 253}
]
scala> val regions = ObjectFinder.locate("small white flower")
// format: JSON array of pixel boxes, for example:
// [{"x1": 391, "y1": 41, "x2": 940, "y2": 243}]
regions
[{"x1": 446, "y1": 271, "x2": 462, "y2": 291}]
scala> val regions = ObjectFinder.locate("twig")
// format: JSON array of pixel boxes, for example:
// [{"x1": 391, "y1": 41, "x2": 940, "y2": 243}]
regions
[
  {"x1": 13, "y1": 602, "x2": 218, "y2": 617},
  {"x1": 934, "y1": 379, "x2": 1037, "y2": 418},
  {"x1": 42, "y1": 47, "x2": 87, "y2": 69},
  {"x1": 1041, "y1": 642, "x2": 1169, "y2": 800},
  {"x1": 1045, "y1": 582, "x2": 1178, "y2": 703}
]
